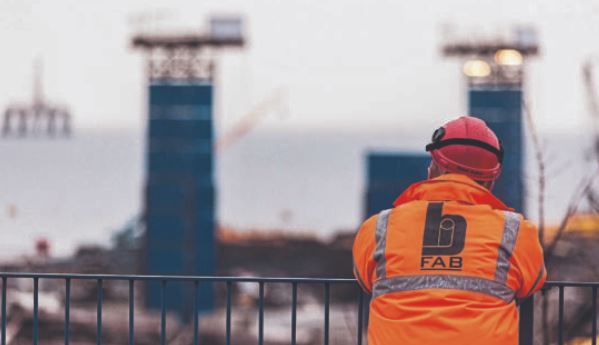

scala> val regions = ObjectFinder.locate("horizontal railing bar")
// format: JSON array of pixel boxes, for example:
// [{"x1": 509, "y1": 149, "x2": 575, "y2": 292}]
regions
[
  {"x1": 1, "y1": 273, "x2": 598, "y2": 288},
  {"x1": 544, "y1": 281, "x2": 599, "y2": 287},
  {"x1": 0, "y1": 273, "x2": 357, "y2": 283}
]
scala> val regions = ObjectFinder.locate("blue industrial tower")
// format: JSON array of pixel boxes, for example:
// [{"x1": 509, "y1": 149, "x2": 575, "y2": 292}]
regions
[
  {"x1": 469, "y1": 88, "x2": 524, "y2": 212},
  {"x1": 442, "y1": 27, "x2": 539, "y2": 214},
  {"x1": 132, "y1": 17, "x2": 244, "y2": 319},
  {"x1": 144, "y1": 82, "x2": 216, "y2": 315},
  {"x1": 365, "y1": 152, "x2": 429, "y2": 218}
]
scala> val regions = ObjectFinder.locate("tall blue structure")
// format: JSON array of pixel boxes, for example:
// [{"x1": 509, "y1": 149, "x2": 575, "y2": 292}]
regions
[
  {"x1": 144, "y1": 82, "x2": 215, "y2": 315},
  {"x1": 132, "y1": 17, "x2": 245, "y2": 319},
  {"x1": 469, "y1": 88, "x2": 524, "y2": 212},
  {"x1": 442, "y1": 27, "x2": 539, "y2": 215},
  {"x1": 365, "y1": 152, "x2": 429, "y2": 218}
]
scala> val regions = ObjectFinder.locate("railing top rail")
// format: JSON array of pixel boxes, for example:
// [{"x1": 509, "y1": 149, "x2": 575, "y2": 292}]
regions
[
  {"x1": 0, "y1": 272, "x2": 356, "y2": 283},
  {"x1": 543, "y1": 281, "x2": 599, "y2": 287},
  {"x1": 0, "y1": 273, "x2": 598, "y2": 287}
]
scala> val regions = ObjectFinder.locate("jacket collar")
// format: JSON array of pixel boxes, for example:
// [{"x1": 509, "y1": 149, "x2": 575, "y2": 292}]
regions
[{"x1": 392, "y1": 173, "x2": 512, "y2": 211}]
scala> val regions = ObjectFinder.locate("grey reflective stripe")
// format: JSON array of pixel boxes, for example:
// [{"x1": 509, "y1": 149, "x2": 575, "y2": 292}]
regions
[
  {"x1": 373, "y1": 209, "x2": 392, "y2": 279},
  {"x1": 373, "y1": 275, "x2": 515, "y2": 302},
  {"x1": 494, "y1": 211, "x2": 521, "y2": 283}
]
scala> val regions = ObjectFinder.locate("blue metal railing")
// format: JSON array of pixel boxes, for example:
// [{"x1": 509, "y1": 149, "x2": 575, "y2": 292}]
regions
[
  {"x1": 0, "y1": 273, "x2": 361, "y2": 345},
  {"x1": 0, "y1": 273, "x2": 597, "y2": 345},
  {"x1": 521, "y1": 281, "x2": 599, "y2": 345}
]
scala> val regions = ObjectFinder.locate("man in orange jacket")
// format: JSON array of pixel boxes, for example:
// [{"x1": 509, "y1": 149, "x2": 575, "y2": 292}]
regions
[{"x1": 353, "y1": 116, "x2": 546, "y2": 345}]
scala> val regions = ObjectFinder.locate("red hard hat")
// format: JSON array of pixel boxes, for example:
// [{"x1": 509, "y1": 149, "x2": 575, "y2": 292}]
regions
[{"x1": 425, "y1": 116, "x2": 503, "y2": 181}]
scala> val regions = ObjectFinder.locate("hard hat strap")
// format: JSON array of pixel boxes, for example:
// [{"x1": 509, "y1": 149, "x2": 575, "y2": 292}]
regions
[{"x1": 425, "y1": 138, "x2": 504, "y2": 164}]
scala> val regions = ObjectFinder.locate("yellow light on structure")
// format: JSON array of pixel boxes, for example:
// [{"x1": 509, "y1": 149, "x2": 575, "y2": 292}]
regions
[
  {"x1": 462, "y1": 60, "x2": 491, "y2": 78},
  {"x1": 495, "y1": 49, "x2": 523, "y2": 66}
]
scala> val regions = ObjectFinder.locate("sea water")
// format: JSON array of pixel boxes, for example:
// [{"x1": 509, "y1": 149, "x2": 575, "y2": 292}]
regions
[{"x1": 0, "y1": 127, "x2": 593, "y2": 259}]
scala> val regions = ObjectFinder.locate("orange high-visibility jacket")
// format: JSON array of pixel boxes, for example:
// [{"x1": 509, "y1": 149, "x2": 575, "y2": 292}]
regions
[{"x1": 353, "y1": 174, "x2": 546, "y2": 345}]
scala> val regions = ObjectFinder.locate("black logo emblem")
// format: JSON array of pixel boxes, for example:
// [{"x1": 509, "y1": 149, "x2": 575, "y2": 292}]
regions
[{"x1": 420, "y1": 202, "x2": 467, "y2": 271}]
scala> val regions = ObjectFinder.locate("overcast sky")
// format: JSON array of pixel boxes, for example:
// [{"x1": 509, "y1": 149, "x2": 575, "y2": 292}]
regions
[{"x1": 1, "y1": 0, "x2": 598, "y2": 133}]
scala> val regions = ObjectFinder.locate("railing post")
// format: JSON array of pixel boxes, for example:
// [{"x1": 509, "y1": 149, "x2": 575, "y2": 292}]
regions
[
  {"x1": 193, "y1": 281, "x2": 199, "y2": 345},
  {"x1": 558, "y1": 286, "x2": 565, "y2": 345},
  {"x1": 128, "y1": 279, "x2": 135, "y2": 345},
  {"x1": 96, "y1": 279, "x2": 103, "y2": 345},
  {"x1": 323, "y1": 283, "x2": 330, "y2": 345},
  {"x1": 1, "y1": 277, "x2": 6, "y2": 345},
  {"x1": 357, "y1": 288, "x2": 364, "y2": 345},
  {"x1": 160, "y1": 280, "x2": 167, "y2": 345},
  {"x1": 291, "y1": 282, "x2": 297, "y2": 345},
  {"x1": 519, "y1": 295, "x2": 534, "y2": 345},
  {"x1": 258, "y1": 282, "x2": 265, "y2": 345},
  {"x1": 64, "y1": 278, "x2": 71, "y2": 345},
  {"x1": 226, "y1": 281, "x2": 232, "y2": 345},
  {"x1": 591, "y1": 287, "x2": 597, "y2": 345},
  {"x1": 33, "y1": 277, "x2": 39, "y2": 345}
]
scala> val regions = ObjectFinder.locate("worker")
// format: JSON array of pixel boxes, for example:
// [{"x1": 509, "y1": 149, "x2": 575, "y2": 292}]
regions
[{"x1": 353, "y1": 116, "x2": 546, "y2": 345}]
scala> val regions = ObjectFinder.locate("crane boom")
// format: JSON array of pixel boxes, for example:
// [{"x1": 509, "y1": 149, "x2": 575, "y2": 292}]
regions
[{"x1": 216, "y1": 89, "x2": 286, "y2": 151}]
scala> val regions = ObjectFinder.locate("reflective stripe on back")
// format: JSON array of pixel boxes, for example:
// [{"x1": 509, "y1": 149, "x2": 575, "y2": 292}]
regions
[
  {"x1": 494, "y1": 211, "x2": 521, "y2": 284},
  {"x1": 373, "y1": 275, "x2": 515, "y2": 302},
  {"x1": 373, "y1": 209, "x2": 392, "y2": 279},
  {"x1": 370, "y1": 207, "x2": 520, "y2": 303}
]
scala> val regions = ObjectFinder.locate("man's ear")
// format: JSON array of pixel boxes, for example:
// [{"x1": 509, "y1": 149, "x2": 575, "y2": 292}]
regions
[{"x1": 427, "y1": 162, "x2": 437, "y2": 179}]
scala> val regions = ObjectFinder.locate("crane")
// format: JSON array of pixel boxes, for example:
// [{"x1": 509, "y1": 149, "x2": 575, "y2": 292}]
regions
[{"x1": 216, "y1": 88, "x2": 287, "y2": 151}]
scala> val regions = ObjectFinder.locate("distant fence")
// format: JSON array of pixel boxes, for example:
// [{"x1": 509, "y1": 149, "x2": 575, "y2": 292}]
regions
[{"x1": 0, "y1": 273, "x2": 597, "y2": 345}]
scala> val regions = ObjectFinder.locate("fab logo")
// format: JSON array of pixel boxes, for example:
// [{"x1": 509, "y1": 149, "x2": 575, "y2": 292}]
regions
[{"x1": 420, "y1": 202, "x2": 466, "y2": 271}]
